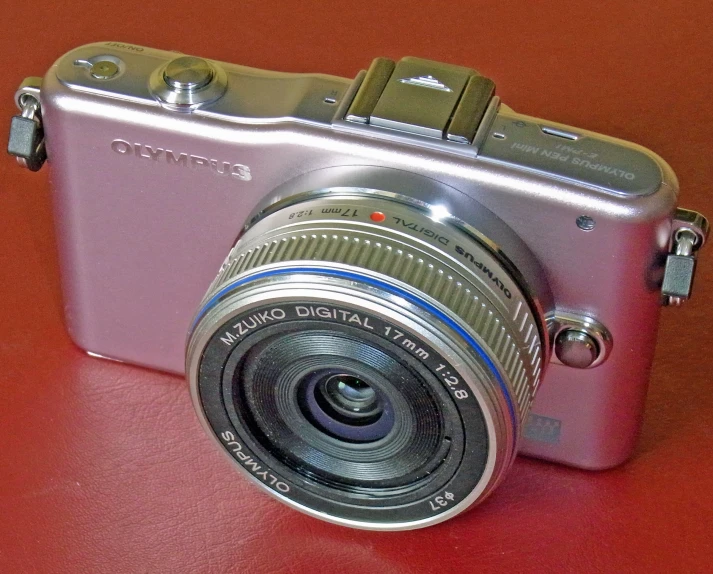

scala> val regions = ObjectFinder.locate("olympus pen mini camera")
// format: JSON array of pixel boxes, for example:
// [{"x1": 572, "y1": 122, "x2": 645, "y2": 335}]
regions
[{"x1": 8, "y1": 42, "x2": 710, "y2": 530}]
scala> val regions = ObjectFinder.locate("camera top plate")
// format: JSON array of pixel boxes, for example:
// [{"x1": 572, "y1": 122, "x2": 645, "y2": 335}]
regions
[{"x1": 51, "y1": 41, "x2": 663, "y2": 198}]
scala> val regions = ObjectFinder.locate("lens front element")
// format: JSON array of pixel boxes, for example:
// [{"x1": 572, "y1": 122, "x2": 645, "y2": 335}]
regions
[
  {"x1": 306, "y1": 372, "x2": 392, "y2": 440},
  {"x1": 322, "y1": 374, "x2": 379, "y2": 422}
]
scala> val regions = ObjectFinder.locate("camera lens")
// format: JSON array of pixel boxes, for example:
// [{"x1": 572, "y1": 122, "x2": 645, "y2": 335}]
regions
[
  {"x1": 319, "y1": 374, "x2": 381, "y2": 423},
  {"x1": 188, "y1": 189, "x2": 548, "y2": 530},
  {"x1": 302, "y1": 372, "x2": 394, "y2": 442},
  {"x1": 323, "y1": 374, "x2": 377, "y2": 417},
  {"x1": 223, "y1": 323, "x2": 454, "y2": 489}
]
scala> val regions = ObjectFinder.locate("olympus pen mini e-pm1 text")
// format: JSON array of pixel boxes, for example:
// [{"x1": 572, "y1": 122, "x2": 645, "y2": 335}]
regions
[{"x1": 8, "y1": 42, "x2": 709, "y2": 530}]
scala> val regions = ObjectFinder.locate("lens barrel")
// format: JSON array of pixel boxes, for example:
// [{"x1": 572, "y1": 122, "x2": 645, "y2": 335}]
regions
[{"x1": 187, "y1": 191, "x2": 546, "y2": 530}]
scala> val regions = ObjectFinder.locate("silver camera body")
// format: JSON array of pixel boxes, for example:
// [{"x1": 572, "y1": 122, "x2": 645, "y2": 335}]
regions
[{"x1": 11, "y1": 42, "x2": 708, "y2": 530}]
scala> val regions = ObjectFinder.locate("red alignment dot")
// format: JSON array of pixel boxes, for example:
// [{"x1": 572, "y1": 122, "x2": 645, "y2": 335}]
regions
[{"x1": 370, "y1": 211, "x2": 386, "y2": 222}]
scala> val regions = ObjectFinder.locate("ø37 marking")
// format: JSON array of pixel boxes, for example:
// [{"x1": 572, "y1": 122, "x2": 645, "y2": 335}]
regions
[{"x1": 429, "y1": 490, "x2": 456, "y2": 512}]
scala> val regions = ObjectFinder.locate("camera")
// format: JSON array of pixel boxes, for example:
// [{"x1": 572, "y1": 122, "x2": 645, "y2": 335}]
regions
[{"x1": 8, "y1": 42, "x2": 709, "y2": 530}]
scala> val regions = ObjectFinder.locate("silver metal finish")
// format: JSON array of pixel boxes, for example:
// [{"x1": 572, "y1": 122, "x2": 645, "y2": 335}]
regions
[
  {"x1": 554, "y1": 330, "x2": 599, "y2": 369},
  {"x1": 187, "y1": 191, "x2": 547, "y2": 528},
  {"x1": 29, "y1": 40, "x2": 709, "y2": 481},
  {"x1": 20, "y1": 98, "x2": 39, "y2": 119},
  {"x1": 8, "y1": 77, "x2": 46, "y2": 171},
  {"x1": 239, "y1": 170, "x2": 554, "y2": 359},
  {"x1": 675, "y1": 230, "x2": 697, "y2": 256},
  {"x1": 148, "y1": 56, "x2": 227, "y2": 110},
  {"x1": 212, "y1": 195, "x2": 545, "y2": 416},
  {"x1": 163, "y1": 56, "x2": 214, "y2": 90},
  {"x1": 187, "y1": 278, "x2": 513, "y2": 530},
  {"x1": 672, "y1": 207, "x2": 709, "y2": 248},
  {"x1": 50, "y1": 43, "x2": 669, "y2": 193},
  {"x1": 14, "y1": 76, "x2": 42, "y2": 109},
  {"x1": 547, "y1": 312, "x2": 612, "y2": 369},
  {"x1": 480, "y1": 113, "x2": 664, "y2": 196},
  {"x1": 540, "y1": 126, "x2": 579, "y2": 140},
  {"x1": 663, "y1": 208, "x2": 709, "y2": 306},
  {"x1": 56, "y1": 43, "x2": 350, "y2": 125},
  {"x1": 74, "y1": 55, "x2": 125, "y2": 81},
  {"x1": 663, "y1": 235, "x2": 697, "y2": 306},
  {"x1": 90, "y1": 60, "x2": 120, "y2": 80}
]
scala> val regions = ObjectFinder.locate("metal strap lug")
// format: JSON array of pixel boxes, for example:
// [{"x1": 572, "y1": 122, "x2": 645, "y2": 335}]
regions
[
  {"x1": 662, "y1": 208, "x2": 710, "y2": 306},
  {"x1": 7, "y1": 77, "x2": 46, "y2": 172}
]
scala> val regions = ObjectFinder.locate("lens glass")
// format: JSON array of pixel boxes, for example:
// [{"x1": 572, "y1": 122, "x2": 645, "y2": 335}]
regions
[
  {"x1": 224, "y1": 320, "x2": 459, "y2": 490},
  {"x1": 324, "y1": 374, "x2": 377, "y2": 417},
  {"x1": 301, "y1": 371, "x2": 394, "y2": 442}
]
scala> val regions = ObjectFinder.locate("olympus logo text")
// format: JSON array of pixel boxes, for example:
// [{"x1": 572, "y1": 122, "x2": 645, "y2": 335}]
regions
[{"x1": 110, "y1": 139, "x2": 252, "y2": 181}]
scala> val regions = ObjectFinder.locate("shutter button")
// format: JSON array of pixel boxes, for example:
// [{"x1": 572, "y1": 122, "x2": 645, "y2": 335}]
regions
[
  {"x1": 163, "y1": 57, "x2": 214, "y2": 91},
  {"x1": 149, "y1": 55, "x2": 227, "y2": 109}
]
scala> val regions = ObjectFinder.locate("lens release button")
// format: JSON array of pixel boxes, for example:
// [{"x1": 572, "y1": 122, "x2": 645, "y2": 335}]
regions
[
  {"x1": 163, "y1": 56, "x2": 214, "y2": 91},
  {"x1": 554, "y1": 329, "x2": 598, "y2": 369}
]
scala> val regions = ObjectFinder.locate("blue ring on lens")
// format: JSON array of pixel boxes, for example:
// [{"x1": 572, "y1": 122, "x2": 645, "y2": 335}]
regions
[{"x1": 193, "y1": 267, "x2": 518, "y2": 435}]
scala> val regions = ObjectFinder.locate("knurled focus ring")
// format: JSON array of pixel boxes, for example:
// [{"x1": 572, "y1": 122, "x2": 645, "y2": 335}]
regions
[{"x1": 208, "y1": 202, "x2": 544, "y2": 423}]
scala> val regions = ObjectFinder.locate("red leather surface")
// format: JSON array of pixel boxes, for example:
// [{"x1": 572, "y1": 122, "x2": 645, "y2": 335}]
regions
[{"x1": 2, "y1": 2, "x2": 713, "y2": 572}]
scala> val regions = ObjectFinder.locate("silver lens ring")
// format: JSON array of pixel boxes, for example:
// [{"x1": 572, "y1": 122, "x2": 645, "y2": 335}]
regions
[{"x1": 187, "y1": 193, "x2": 547, "y2": 530}]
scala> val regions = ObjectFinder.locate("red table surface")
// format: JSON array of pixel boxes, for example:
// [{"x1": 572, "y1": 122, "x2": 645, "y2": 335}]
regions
[{"x1": 2, "y1": 1, "x2": 713, "y2": 573}]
